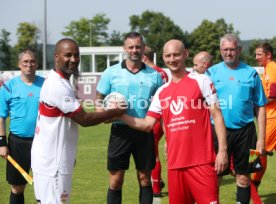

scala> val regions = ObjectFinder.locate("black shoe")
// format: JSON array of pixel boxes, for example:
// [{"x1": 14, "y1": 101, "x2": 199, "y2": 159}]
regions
[
  {"x1": 153, "y1": 193, "x2": 162, "y2": 198},
  {"x1": 160, "y1": 180, "x2": 165, "y2": 190}
]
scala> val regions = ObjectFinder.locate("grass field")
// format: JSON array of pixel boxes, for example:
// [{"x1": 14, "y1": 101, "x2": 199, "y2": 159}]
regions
[{"x1": 1, "y1": 123, "x2": 276, "y2": 203}]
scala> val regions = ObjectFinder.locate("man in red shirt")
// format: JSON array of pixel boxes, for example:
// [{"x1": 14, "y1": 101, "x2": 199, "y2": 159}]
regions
[
  {"x1": 142, "y1": 45, "x2": 169, "y2": 197},
  {"x1": 120, "y1": 39, "x2": 228, "y2": 203}
]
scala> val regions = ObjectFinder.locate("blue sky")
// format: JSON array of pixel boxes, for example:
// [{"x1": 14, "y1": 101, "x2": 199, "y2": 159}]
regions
[{"x1": 1, "y1": 0, "x2": 276, "y2": 45}]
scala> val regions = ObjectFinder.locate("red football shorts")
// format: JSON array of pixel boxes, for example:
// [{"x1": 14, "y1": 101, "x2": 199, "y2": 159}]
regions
[{"x1": 168, "y1": 163, "x2": 219, "y2": 204}]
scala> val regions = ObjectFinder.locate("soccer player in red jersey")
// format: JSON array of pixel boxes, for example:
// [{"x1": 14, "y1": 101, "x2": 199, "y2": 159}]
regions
[{"x1": 120, "y1": 39, "x2": 228, "y2": 204}]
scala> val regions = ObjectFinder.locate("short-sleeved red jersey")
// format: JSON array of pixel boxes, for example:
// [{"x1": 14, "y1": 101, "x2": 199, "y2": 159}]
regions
[{"x1": 148, "y1": 72, "x2": 218, "y2": 169}]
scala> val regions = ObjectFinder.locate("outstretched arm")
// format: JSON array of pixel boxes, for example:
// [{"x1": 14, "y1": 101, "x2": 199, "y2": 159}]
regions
[
  {"x1": 120, "y1": 114, "x2": 157, "y2": 133},
  {"x1": 72, "y1": 107, "x2": 126, "y2": 127}
]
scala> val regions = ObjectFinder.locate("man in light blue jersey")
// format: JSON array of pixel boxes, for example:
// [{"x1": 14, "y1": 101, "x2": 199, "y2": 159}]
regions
[
  {"x1": 207, "y1": 33, "x2": 267, "y2": 204},
  {"x1": 96, "y1": 32, "x2": 163, "y2": 204},
  {"x1": 0, "y1": 48, "x2": 44, "y2": 204}
]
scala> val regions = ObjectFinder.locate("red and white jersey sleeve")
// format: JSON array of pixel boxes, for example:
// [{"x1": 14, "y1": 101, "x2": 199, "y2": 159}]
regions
[
  {"x1": 152, "y1": 66, "x2": 169, "y2": 84},
  {"x1": 31, "y1": 70, "x2": 82, "y2": 176},
  {"x1": 147, "y1": 83, "x2": 169, "y2": 119},
  {"x1": 148, "y1": 72, "x2": 217, "y2": 170},
  {"x1": 39, "y1": 70, "x2": 81, "y2": 115},
  {"x1": 188, "y1": 72, "x2": 218, "y2": 106}
]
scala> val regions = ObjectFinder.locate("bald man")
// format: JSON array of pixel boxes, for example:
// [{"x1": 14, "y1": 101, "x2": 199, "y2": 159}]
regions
[
  {"x1": 119, "y1": 39, "x2": 228, "y2": 204},
  {"x1": 193, "y1": 51, "x2": 213, "y2": 74}
]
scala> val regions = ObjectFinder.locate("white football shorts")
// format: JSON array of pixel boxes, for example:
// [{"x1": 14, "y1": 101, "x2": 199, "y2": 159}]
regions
[{"x1": 33, "y1": 172, "x2": 73, "y2": 204}]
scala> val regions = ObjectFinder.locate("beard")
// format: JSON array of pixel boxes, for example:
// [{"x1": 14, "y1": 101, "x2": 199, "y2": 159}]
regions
[
  {"x1": 60, "y1": 64, "x2": 79, "y2": 76},
  {"x1": 224, "y1": 60, "x2": 237, "y2": 68},
  {"x1": 72, "y1": 68, "x2": 79, "y2": 78},
  {"x1": 127, "y1": 53, "x2": 142, "y2": 62}
]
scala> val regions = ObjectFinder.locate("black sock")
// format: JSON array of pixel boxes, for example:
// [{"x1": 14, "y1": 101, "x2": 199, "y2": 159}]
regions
[
  {"x1": 236, "y1": 186, "x2": 250, "y2": 204},
  {"x1": 107, "y1": 188, "x2": 122, "y2": 204},
  {"x1": 10, "y1": 192, "x2": 24, "y2": 204},
  {"x1": 139, "y1": 185, "x2": 153, "y2": 204},
  {"x1": 252, "y1": 180, "x2": 261, "y2": 190}
]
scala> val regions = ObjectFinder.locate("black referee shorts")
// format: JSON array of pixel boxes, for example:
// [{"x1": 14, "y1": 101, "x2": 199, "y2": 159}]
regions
[
  {"x1": 212, "y1": 122, "x2": 257, "y2": 175},
  {"x1": 107, "y1": 123, "x2": 155, "y2": 171},
  {"x1": 6, "y1": 132, "x2": 33, "y2": 185}
]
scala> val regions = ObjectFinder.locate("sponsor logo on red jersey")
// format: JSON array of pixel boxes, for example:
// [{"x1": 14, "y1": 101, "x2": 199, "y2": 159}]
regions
[{"x1": 170, "y1": 99, "x2": 184, "y2": 115}]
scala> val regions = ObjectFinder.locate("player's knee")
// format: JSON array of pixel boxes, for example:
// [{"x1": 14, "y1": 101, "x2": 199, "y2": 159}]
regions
[
  {"x1": 236, "y1": 174, "x2": 250, "y2": 187},
  {"x1": 11, "y1": 184, "x2": 26, "y2": 194},
  {"x1": 139, "y1": 179, "x2": 151, "y2": 187},
  {"x1": 138, "y1": 170, "x2": 151, "y2": 186},
  {"x1": 109, "y1": 177, "x2": 124, "y2": 190},
  {"x1": 109, "y1": 170, "x2": 125, "y2": 190}
]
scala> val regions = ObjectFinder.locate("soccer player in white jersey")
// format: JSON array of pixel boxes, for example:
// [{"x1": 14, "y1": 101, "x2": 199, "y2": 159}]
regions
[
  {"x1": 120, "y1": 39, "x2": 228, "y2": 204},
  {"x1": 31, "y1": 38, "x2": 125, "y2": 204}
]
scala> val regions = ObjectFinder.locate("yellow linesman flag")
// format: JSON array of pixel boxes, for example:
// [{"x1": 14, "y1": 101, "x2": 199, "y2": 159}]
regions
[{"x1": 7, "y1": 155, "x2": 33, "y2": 185}]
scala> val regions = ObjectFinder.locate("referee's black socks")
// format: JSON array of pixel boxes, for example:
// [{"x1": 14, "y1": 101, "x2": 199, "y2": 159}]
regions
[
  {"x1": 236, "y1": 185, "x2": 250, "y2": 204},
  {"x1": 107, "y1": 188, "x2": 121, "y2": 204},
  {"x1": 139, "y1": 185, "x2": 153, "y2": 204},
  {"x1": 10, "y1": 191, "x2": 24, "y2": 204}
]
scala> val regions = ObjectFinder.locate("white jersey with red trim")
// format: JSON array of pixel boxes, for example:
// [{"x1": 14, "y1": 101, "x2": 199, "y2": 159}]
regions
[
  {"x1": 31, "y1": 69, "x2": 82, "y2": 176},
  {"x1": 147, "y1": 72, "x2": 218, "y2": 169}
]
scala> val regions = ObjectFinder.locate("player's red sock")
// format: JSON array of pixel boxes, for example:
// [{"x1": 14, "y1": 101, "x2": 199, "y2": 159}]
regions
[
  {"x1": 250, "y1": 182, "x2": 263, "y2": 204},
  {"x1": 151, "y1": 161, "x2": 161, "y2": 194}
]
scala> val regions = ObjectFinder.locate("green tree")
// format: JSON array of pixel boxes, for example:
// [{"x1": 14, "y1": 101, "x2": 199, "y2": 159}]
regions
[
  {"x1": 62, "y1": 13, "x2": 110, "y2": 46},
  {"x1": 15, "y1": 22, "x2": 39, "y2": 51},
  {"x1": 243, "y1": 40, "x2": 259, "y2": 66},
  {"x1": 63, "y1": 13, "x2": 111, "y2": 72},
  {"x1": 188, "y1": 19, "x2": 239, "y2": 66},
  {"x1": 14, "y1": 22, "x2": 42, "y2": 69},
  {"x1": 246, "y1": 37, "x2": 276, "y2": 66},
  {"x1": 107, "y1": 30, "x2": 124, "y2": 46},
  {"x1": 129, "y1": 10, "x2": 189, "y2": 67},
  {"x1": 0, "y1": 29, "x2": 13, "y2": 70},
  {"x1": 269, "y1": 37, "x2": 276, "y2": 59}
]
